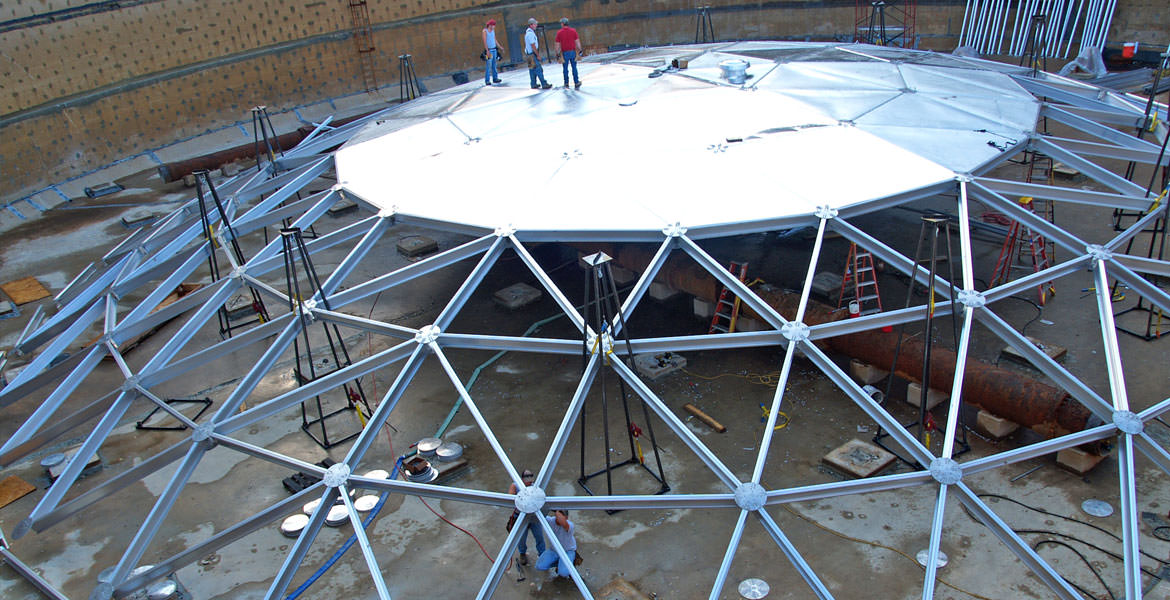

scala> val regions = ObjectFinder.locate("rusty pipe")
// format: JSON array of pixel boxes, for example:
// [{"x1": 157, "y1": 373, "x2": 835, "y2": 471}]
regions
[
  {"x1": 828, "y1": 329, "x2": 1092, "y2": 437},
  {"x1": 156, "y1": 110, "x2": 379, "y2": 183},
  {"x1": 585, "y1": 243, "x2": 1094, "y2": 437},
  {"x1": 157, "y1": 130, "x2": 308, "y2": 183}
]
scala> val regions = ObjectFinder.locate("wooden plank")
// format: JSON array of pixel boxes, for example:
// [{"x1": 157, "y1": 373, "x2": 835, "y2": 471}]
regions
[
  {"x1": 0, "y1": 276, "x2": 51, "y2": 305},
  {"x1": 0, "y1": 475, "x2": 36, "y2": 508}
]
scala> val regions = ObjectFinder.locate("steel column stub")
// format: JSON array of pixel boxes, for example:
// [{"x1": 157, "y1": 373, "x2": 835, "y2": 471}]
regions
[
  {"x1": 323, "y1": 463, "x2": 352, "y2": 488},
  {"x1": 1086, "y1": 244, "x2": 1113, "y2": 261},
  {"x1": 734, "y1": 482, "x2": 766, "y2": 511},
  {"x1": 929, "y1": 457, "x2": 962, "y2": 485},
  {"x1": 814, "y1": 206, "x2": 838, "y2": 220},
  {"x1": 415, "y1": 324, "x2": 441, "y2": 344},
  {"x1": 1113, "y1": 410, "x2": 1143, "y2": 435},
  {"x1": 515, "y1": 486, "x2": 546, "y2": 514},
  {"x1": 958, "y1": 289, "x2": 986, "y2": 308},
  {"x1": 780, "y1": 321, "x2": 809, "y2": 342}
]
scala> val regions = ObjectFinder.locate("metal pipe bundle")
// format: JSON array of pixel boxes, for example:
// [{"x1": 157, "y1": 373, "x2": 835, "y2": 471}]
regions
[{"x1": 959, "y1": 0, "x2": 1117, "y2": 59}]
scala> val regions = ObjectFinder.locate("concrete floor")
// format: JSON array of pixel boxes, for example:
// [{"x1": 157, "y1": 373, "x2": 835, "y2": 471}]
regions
[{"x1": 2, "y1": 102, "x2": 1170, "y2": 600}]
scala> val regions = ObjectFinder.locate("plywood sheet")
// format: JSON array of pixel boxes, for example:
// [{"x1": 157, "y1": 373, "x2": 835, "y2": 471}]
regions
[
  {"x1": 823, "y1": 438, "x2": 896, "y2": 478},
  {"x1": 0, "y1": 475, "x2": 36, "y2": 508},
  {"x1": 0, "y1": 276, "x2": 51, "y2": 304}
]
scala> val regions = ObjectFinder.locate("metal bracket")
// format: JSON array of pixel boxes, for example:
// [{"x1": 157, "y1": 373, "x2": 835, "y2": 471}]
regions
[
  {"x1": 814, "y1": 206, "x2": 838, "y2": 220},
  {"x1": 958, "y1": 289, "x2": 986, "y2": 308},
  {"x1": 780, "y1": 321, "x2": 809, "y2": 342},
  {"x1": 1086, "y1": 244, "x2": 1113, "y2": 261},
  {"x1": 323, "y1": 463, "x2": 352, "y2": 488},
  {"x1": 515, "y1": 486, "x2": 546, "y2": 514},
  {"x1": 415, "y1": 324, "x2": 441, "y2": 344},
  {"x1": 663, "y1": 222, "x2": 687, "y2": 238},
  {"x1": 734, "y1": 482, "x2": 766, "y2": 511},
  {"x1": 929, "y1": 457, "x2": 962, "y2": 485},
  {"x1": 1113, "y1": 410, "x2": 1143, "y2": 435}
]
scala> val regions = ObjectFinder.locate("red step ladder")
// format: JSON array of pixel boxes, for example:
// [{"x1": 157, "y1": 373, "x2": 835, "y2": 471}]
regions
[
  {"x1": 709, "y1": 262, "x2": 749, "y2": 334},
  {"x1": 838, "y1": 243, "x2": 883, "y2": 316},
  {"x1": 990, "y1": 196, "x2": 1056, "y2": 305},
  {"x1": 990, "y1": 151, "x2": 1057, "y2": 304}
]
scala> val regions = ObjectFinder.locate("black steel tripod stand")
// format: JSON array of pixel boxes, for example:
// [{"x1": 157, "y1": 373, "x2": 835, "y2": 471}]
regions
[
  {"x1": 281, "y1": 227, "x2": 372, "y2": 449},
  {"x1": 193, "y1": 170, "x2": 270, "y2": 340},
  {"x1": 873, "y1": 214, "x2": 970, "y2": 464},
  {"x1": 577, "y1": 252, "x2": 670, "y2": 503}
]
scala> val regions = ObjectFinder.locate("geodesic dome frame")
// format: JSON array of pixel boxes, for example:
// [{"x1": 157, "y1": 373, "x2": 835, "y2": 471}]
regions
[{"x1": 2, "y1": 41, "x2": 1169, "y2": 600}]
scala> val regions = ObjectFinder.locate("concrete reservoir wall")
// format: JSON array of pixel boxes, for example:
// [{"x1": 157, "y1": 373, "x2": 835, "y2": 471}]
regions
[{"x1": 0, "y1": 0, "x2": 1165, "y2": 198}]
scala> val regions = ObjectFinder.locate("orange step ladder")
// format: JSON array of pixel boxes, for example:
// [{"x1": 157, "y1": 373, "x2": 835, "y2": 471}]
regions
[
  {"x1": 709, "y1": 262, "x2": 749, "y2": 334},
  {"x1": 837, "y1": 243, "x2": 883, "y2": 316}
]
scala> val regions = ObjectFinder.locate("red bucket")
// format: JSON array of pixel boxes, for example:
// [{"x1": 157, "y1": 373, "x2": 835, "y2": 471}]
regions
[{"x1": 1122, "y1": 42, "x2": 1138, "y2": 58}]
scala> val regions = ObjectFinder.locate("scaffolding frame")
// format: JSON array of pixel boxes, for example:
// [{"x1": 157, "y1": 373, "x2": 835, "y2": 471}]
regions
[{"x1": 0, "y1": 42, "x2": 1169, "y2": 600}]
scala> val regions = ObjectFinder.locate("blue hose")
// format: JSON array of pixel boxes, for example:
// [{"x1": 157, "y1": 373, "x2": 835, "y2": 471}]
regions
[
  {"x1": 433, "y1": 313, "x2": 565, "y2": 438},
  {"x1": 284, "y1": 456, "x2": 403, "y2": 600}
]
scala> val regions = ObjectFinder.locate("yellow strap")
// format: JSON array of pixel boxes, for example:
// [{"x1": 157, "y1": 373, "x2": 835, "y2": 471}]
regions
[
  {"x1": 590, "y1": 335, "x2": 613, "y2": 365},
  {"x1": 1147, "y1": 186, "x2": 1167, "y2": 215}
]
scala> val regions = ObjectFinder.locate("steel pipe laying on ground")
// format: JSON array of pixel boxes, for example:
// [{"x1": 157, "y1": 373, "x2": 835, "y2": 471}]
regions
[{"x1": 156, "y1": 110, "x2": 379, "y2": 183}]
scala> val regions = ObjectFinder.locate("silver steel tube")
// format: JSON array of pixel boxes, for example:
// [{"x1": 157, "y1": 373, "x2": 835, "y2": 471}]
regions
[
  {"x1": 1116, "y1": 437, "x2": 1142, "y2": 599},
  {"x1": 708, "y1": 509, "x2": 749, "y2": 600},
  {"x1": 920, "y1": 485, "x2": 950, "y2": 597}
]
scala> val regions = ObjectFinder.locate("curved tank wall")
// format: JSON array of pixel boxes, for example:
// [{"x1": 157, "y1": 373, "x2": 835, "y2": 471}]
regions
[{"x1": 0, "y1": 0, "x2": 1164, "y2": 198}]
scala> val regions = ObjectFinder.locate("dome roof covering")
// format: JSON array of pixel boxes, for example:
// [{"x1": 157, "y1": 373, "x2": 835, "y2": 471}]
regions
[{"x1": 336, "y1": 42, "x2": 1036, "y2": 234}]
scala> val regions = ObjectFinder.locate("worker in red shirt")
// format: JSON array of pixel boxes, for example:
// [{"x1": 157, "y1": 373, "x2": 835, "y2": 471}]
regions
[{"x1": 554, "y1": 17, "x2": 583, "y2": 89}]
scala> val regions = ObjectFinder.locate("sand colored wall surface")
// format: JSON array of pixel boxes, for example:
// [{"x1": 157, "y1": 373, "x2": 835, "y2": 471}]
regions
[{"x1": 0, "y1": 0, "x2": 1164, "y2": 199}]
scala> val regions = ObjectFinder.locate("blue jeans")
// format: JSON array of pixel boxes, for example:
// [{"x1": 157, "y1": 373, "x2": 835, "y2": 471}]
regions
[
  {"x1": 484, "y1": 48, "x2": 498, "y2": 84},
  {"x1": 561, "y1": 50, "x2": 579, "y2": 85},
  {"x1": 528, "y1": 54, "x2": 548, "y2": 87},
  {"x1": 535, "y1": 548, "x2": 573, "y2": 577},
  {"x1": 517, "y1": 518, "x2": 545, "y2": 556}
]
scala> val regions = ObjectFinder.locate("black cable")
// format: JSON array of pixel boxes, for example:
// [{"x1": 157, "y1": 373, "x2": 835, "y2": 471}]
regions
[
  {"x1": 979, "y1": 494, "x2": 1170, "y2": 564},
  {"x1": 979, "y1": 494, "x2": 1118, "y2": 541},
  {"x1": 1014, "y1": 529, "x2": 1164, "y2": 579},
  {"x1": 962, "y1": 494, "x2": 1170, "y2": 578},
  {"x1": 1003, "y1": 296, "x2": 1043, "y2": 338},
  {"x1": 1033, "y1": 539, "x2": 1116, "y2": 600}
]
